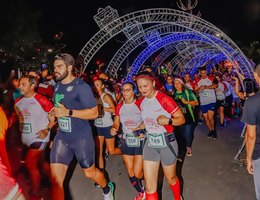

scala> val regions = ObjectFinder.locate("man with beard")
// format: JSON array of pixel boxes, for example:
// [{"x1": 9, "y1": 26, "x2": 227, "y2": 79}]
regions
[{"x1": 50, "y1": 53, "x2": 115, "y2": 200}]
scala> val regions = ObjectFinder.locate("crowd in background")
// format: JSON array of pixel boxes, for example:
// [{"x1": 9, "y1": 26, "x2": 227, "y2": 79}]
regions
[{"x1": 0, "y1": 56, "x2": 258, "y2": 200}]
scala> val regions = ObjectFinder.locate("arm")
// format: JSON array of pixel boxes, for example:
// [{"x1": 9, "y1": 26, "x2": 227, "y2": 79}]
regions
[
  {"x1": 110, "y1": 115, "x2": 120, "y2": 136},
  {"x1": 233, "y1": 77, "x2": 245, "y2": 99},
  {"x1": 157, "y1": 109, "x2": 185, "y2": 126},
  {"x1": 205, "y1": 83, "x2": 218, "y2": 89},
  {"x1": 54, "y1": 103, "x2": 98, "y2": 120},
  {"x1": 133, "y1": 122, "x2": 146, "y2": 131},
  {"x1": 245, "y1": 124, "x2": 256, "y2": 175}
]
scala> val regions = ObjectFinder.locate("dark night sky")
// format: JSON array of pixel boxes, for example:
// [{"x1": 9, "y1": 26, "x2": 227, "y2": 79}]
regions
[{"x1": 35, "y1": 0, "x2": 260, "y2": 56}]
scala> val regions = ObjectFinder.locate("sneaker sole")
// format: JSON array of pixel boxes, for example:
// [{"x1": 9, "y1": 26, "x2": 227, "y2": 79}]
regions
[{"x1": 108, "y1": 182, "x2": 115, "y2": 200}]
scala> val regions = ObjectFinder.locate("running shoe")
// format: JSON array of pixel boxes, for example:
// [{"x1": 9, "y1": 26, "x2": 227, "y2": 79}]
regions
[
  {"x1": 103, "y1": 182, "x2": 115, "y2": 200},
  {"x1": 94, "y1": 182, "x2": 101, "y2": 188},
  {"x1": 133, "y1": 191, "x2": 145, "y2": 200},
  {"x1": 207, "y1": 131, "x2": 214, "y2": 138},
  {"x1": 212, "y1": 130, "x2": 217, "y2": 139}
]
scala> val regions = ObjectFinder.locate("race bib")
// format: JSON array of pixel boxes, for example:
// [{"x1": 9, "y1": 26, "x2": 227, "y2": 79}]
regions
[
  {"x1": 180, "y1": 106, "x2": 187, "y2": 114},
  {"x1": 95, "y1": 118, "x2": 103, "y2": 126},
  {"x1": 201, "y1": 91, "x2": 209, "y2": 97},
  {"x1": 147, "y1": 133, "x2": 167, "y2": 148},
  {"x1": 126, "y1": 133, "x2": 140, "y2": 147},
  {"x1": 21, "y1": 123, "x2": 32, "y2": 134},
  {"x1": 58, "y1": 117, "x2": 72, "y2": 132},
  {"x1": 216, "y1": 93, "x2": 225, "y2": 100}
]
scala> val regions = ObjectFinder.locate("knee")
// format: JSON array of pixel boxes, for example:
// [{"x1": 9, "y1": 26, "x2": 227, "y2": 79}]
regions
[
  {"x1": 107, "y1": 148, "x2": 115, "y2": 155},
  {"x1": 145, "y1": 182, "x2": 157, "y2": 193},
  {"x1": 127, "y1": 168, "x2": 134, "y2": 176},
  {"x1": 51, "y1": 175, "x2": 63, "y2": 188},
  {"x1": 84, "y1": 169, "x2": 96, "y2": 179},
  {"x1": 134, "y1": 171, "x2": 143, "y2": 179},
  {"x1": 165, "y1": 174, "x2": 177, "y2": 185}
]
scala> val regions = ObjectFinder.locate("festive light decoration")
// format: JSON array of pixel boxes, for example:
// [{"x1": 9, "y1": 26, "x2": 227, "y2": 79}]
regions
[{"x1": 126, "y1": 31, "x2": 250, "y2": 81}]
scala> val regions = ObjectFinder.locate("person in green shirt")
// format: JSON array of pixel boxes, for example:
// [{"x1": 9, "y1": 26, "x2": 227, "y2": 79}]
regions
[{"x1": 172, "y1": 78, "x2": 199, "y2": 156}]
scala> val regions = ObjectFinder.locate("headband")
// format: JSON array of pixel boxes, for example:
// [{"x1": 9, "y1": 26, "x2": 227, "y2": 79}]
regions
[
  {"x1": 136, "y1": 75, "x2": 155, "y2": 81},
  {"x1": 174, "y1": 78, "x2": 184, "y2": 84}
]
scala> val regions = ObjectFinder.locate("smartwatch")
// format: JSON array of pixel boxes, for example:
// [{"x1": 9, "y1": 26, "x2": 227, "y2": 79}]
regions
[
  {"x1": 168, "y1": 118, "x2": 172, "y2": 125},
  {"x1": 69, "y1": 109, "x2": 73, "y2": 117}
]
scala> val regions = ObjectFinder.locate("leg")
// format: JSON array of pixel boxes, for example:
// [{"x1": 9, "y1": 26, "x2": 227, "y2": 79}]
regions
[
  {"x1": 162, "y1": 162, "x2": 181, "y2": 200},
  {"x1": 219, "y1": 106, "x2": 225, "y2": 126},
  {"x1": 143, "y1": 160, "x2": 160, "y2": 194},
  {"x1": 122, "y1": 155, "x2": 135, "y2": 177},
  {"x1": 203, "y1": 113, "x2": 211, "y2": 131},
  {"x1": 208, "y1": 110, "x2": 215, "y2": 131},
  {"x1": 82, "y1": 164, "x2": 107, "y2": 188},
  {"x1": 25, "y1": 149, "x2": 43, "y2": 195},
  {"x1": 105, "y1": 138, "x2": 122, "y2": 155},
  {"x1": 133, "y1": 155, "x2": 144, "y2": 179},
  {"x1": 50, "y1": 163, "x2": 68, "y2": 200},
  {"x1": 50, "y1": 137, "x2": 74, "y2": 200},
  {"x1": 95, "y1": 136, "x2": 105, "y2": 169}
]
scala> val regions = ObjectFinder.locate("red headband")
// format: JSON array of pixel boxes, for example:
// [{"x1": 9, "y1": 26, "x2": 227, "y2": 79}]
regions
[{"x1": 136, "y1": 75, "x2": 155, "y2": 81}]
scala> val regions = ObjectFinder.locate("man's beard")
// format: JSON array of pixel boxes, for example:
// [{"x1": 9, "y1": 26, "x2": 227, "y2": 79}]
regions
[{"x1": 56, "y1": 70, "x2": 69, "y2": 81}]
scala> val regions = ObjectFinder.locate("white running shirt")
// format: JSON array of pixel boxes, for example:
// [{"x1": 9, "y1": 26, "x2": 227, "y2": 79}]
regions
[{"x1": 14, "y1": 93, "x2": 53, "y2": 147}]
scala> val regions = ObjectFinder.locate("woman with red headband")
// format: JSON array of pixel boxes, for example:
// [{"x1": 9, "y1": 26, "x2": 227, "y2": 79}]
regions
[{"x1": 135, "y1": 71, "x2": 185, "y2": 200}]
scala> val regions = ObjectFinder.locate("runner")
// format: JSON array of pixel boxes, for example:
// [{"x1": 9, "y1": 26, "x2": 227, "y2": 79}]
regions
[
  {"x1": 50, "y1": 53, "x2": 115, "y2": 200},
  {"x1": 136, "y1": 71, "x2": 185, "y2": 200},
  {"x1": 196, "y1": 67, "x2": 218, "y2": 139},
  {"x1": 93, "y1": 78, "x2": 121, "y2": 179},
  {"x1": 110, "y1": 81, "x2": 145, "y2": 200},
  {"x1": 172, "y1": 78, "x2": 199, "y2": 157},
  {"x1": 14, "y1": 75, "x2": 56, "y2": 199}
]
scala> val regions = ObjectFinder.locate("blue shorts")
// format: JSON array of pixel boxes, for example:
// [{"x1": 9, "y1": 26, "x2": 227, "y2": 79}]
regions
[
  {"x1": 201, "y1": 103, "x2": 216, "y2": 114},
  {"x1": 96, "y1": 126, "x2": 114, "y2": 139},
  {"x1": 29, "y1": 142, "x2": 48, "y2": 150},
  {"x1": 121, "y1": 138, "x2": 143, "y2": 155},
  {"x1": 50, "y1": 132, "x2": 95, "y2": 168}
]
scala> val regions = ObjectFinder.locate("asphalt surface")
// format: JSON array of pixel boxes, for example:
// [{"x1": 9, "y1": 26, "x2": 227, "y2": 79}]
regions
[{"x1": 7, "y1": 118, "x2": 255, "y2": 200}]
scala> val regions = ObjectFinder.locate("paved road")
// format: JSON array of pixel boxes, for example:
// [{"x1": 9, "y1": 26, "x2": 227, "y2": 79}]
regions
[{"x1": 8, "y1": 119, "x2": 255, "y2": 200}]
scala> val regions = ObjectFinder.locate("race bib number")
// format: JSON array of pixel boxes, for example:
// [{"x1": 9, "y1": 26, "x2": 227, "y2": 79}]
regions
[
  {"x1": 21, "y1": 123, "x2": 32, "y2": 134},
  {"x1": 180, "y1": 106, "x2": 187, "y2": 114},
  {"x1": 201, "y1": 91, "x2": 209, "y2": 97},
  {"x1": 216, "y1": 93, "x2": 225, "y2": 100},
  {"x1": 58, "y1": 117, "x2": 72, "y2": 132},
  {"x1": 126, "y1": 133, "x2": 140, "y2": 147},
  {"x1": 95, "y1": 118, "x2": 103, "y2": 126},
  {"x1": 147, "y1": 133, "x2": 167, "y2": 148}
]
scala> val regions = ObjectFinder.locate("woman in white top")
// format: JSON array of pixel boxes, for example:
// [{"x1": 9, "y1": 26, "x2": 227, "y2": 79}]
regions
[
  {"x1": 93, "y1": 79, "x2": 122, "y2": 174},
  {"x1": 111, "y1": 82, "x2": 145, "y2": 200}
]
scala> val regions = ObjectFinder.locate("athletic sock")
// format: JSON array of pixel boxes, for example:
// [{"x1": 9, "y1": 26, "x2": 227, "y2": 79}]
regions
[
  {"x1": 169, "y1": 178, "x2": 181, "y2": 200},
  {"x1": 102, "y1": 183, "x2": 110, "y2": 194},
  {"x1": 129, "y1": 176, "x2": 143, "y2": 193},
  {"x1": 146, "y1": 191, "x2": 158, "y2": 200}
]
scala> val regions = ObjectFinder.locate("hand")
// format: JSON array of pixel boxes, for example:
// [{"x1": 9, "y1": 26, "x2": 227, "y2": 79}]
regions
[
  {"x1": 246, "y1": 158, "x2": 254, "y2": 175},
  {"x1": 48, "y1": 110, "x2": 56, "y2": 122},
  {"x1": 199, "y1": 85, "x2": 206, "y2": 92},
  {"x1": 181, "y1": 97, "x2": 188, "y2": 104},
  {"x1": 110, "y1": 127, "x2": 117, "y2": 136},
  {"x1": 37, "y1": 129, "x2": 49, "y2": 139},
  {"x1": 54, "y1": 102, "x2": 69, "y2": 118},
  {"x1": 157, "y1": 115, "x2": 170, "y2": 126}
]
